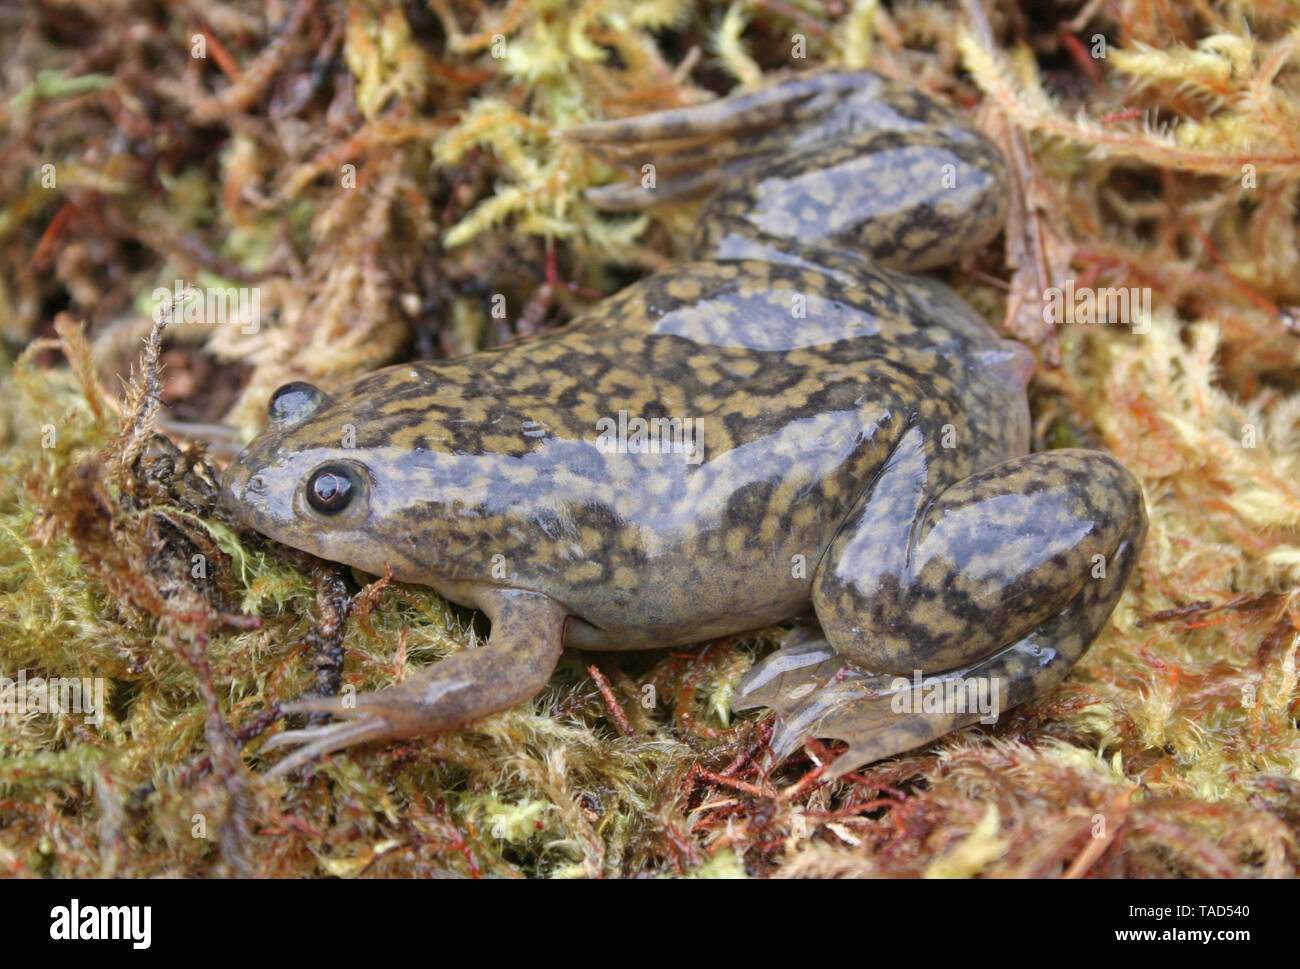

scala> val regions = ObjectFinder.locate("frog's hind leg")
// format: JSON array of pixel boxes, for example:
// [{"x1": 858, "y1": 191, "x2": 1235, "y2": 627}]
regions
[
  {"x1": 562, "y1": 71, "x2": 1009, "y2": 271},
  {"x1": 562, "y1": 73, "x2": 869, "y2": 209},
  {"x1": 736, "y1": 439, "x2": 1147, "y2": 780},
  {"x1": 739, "y1": 571, "x2": 1138, "y2": 781}
]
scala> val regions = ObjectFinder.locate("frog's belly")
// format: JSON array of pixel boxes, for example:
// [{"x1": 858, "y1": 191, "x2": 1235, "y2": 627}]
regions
[
  {"x1": 504, "y1": 419, "x2": 875, "y2": 649},
  {"x1": 555, "y1": 529, "x2": 825, "y2": 650},
  {"x1": 564, "y1": 591, "x2": 811, "y2": 650}
]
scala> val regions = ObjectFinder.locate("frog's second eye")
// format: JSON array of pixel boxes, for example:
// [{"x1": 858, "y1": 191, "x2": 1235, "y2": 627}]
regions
[
  {"x1": 268, "y1": 381, "x2": 330, "y2": 429},
  {"x1": 307, "y1": 464, "x2": 360, "y2": 514}
]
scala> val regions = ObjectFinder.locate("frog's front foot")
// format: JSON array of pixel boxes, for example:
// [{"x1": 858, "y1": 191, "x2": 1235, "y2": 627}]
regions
[
  {"x1": 261, "y1": 689, "x2": 442, "y2": 780},
  {"x1": 260, "y1": 589, "x2": 569, "y2": 779},
  {"x1": 736, "y1": 447, "x2": 1147, "y2": 780}
]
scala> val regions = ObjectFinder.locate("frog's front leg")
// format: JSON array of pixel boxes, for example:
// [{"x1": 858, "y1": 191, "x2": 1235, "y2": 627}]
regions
[
  {"x1": 261, "y1": 588, "x2": 568, "y2": 778},
  {"x1": 737, "y1": 430, "x2": 1146, "y2": 779}
]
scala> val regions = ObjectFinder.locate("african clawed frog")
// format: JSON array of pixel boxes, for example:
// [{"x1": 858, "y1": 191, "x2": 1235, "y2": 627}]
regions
[{"x1": 221, "y1": 72, "x2": 1147, "y2": 779}]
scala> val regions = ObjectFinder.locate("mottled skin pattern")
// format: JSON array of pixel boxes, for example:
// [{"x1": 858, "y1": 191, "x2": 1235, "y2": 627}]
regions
[{"x1": 222, "y1": 72, "x2": 1147, "y2": 779}]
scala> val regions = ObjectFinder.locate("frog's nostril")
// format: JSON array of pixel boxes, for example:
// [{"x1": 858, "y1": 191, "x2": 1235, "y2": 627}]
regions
[{"x1": 248, "y1": 474, "x2": 266, "y2": 495}]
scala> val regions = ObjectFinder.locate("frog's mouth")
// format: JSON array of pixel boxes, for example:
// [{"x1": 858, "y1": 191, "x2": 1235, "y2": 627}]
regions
[
  {"x1": 221, "y1": 457, "x2": 344, "y2": 567},
  {"x1": 219, "y1": 445, "x2": 297, "y2": 539},
  {"x1": 221, "y1": 444, "x2": 427, "y2": 583},
  {"x1": 219, "y1": 430, "x2": 320, "y2": 534}
]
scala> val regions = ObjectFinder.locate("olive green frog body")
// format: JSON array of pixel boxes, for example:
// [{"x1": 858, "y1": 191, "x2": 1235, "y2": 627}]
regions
[{"x1": 223, "y1": 72, "x2": 1147, "y2": 779}]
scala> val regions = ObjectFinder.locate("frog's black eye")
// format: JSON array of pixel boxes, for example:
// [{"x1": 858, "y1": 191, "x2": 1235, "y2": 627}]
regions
[
  {"x1": 268, "y1": 382, "x2": 330, "y2": 429},
  {"x1": 306, "y1": 464, "x2": 360, "y2": 515}
]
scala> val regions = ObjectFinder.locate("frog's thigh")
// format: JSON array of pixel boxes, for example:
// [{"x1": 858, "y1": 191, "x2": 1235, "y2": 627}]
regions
[{"x1": 812, "y1": 447, "x2": 1147, "y2": 674}]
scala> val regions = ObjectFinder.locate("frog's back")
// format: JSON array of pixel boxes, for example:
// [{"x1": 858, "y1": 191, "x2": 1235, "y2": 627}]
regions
[{"x1": 336, "y1": 252, "x2": 1024, "y2": 466}]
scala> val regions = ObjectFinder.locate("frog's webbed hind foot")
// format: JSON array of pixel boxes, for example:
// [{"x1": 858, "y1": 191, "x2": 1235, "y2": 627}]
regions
[
  {"x1": 735, "y1": 632, "x2": 1058, "y2": 782},
  {"x1": 731, "y1": 625, "x2": 840, "y2": 721},
  {"x1": 732, "y1": 627, "x2": 958, "y2": 778}
]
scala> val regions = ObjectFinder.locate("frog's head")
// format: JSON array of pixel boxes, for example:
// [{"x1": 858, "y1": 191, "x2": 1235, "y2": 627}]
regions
[{"x1": 220, "y1": 380, "x2": 425, "y2": 581}]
